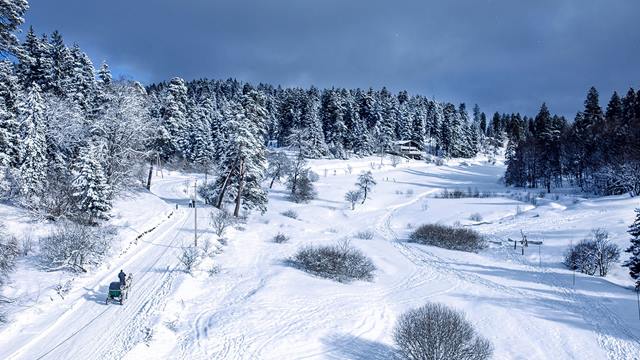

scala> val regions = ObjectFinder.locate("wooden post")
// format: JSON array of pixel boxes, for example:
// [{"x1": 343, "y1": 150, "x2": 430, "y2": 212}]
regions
[{"x1": 193, "y1": 179, "x2": 198, "y2": 247}]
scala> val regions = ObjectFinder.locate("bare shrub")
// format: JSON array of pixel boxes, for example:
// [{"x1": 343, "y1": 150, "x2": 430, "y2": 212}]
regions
[
  {"x1": 21, "y1": 234, "x2": 33, "y2": 256},
  {"x1": 354, "y1": 230, "x2": 374, "y2": 240},
  {"x1": 564, "y1": 229, "x2": 620, "y2": 277},
  {"x1": 1, "y1": 228, "x2": 19, "y2": 286},
  {"x1": 394, "y1": 303, "x2": 492, "y2": 360},
  {"x1": 207, "y1": 264, "x2": 221, "y2": 276},
  {"x1": 273, "y1": 232, "x2": 290, "y2": 243},
  {"x1": 281, "y1": 209, "x2": 299, "y2": 219},
  {"x1": 409, "y1": 224, "x2": 486, "y2": 252},
  {"x1": 289, "y1": 240, "x2": 376, "y2": 282},
  {"x1": 39, "y1": 222, "x2": 114, "y2": 272},
  {"x1": 179, "y1": 246, "x2": 199, "y2": 274},
  {"x1": 210, "y1": 209, "x2": 234, "y2": 237},
  {"x1": 54, "y1": 279, "x2": 73, "y2": 300},
  {"x1": 469, "y1": 213, "x2": 483, "y2": 222}
]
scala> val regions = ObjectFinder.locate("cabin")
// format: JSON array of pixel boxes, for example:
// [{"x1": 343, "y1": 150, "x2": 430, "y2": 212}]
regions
[{"x1": 387, "y1": 140, "x2": 423, "y2": 160}]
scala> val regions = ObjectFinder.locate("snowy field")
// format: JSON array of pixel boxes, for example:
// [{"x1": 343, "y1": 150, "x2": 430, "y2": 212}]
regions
[{"x1": 2, "y1": 157, "x2": 640, "y2": 359}]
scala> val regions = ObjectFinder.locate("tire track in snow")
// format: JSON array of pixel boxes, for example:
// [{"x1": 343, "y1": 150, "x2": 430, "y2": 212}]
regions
[{"x1": 9, "y1": 178, "x2": 193, "y2": 360}]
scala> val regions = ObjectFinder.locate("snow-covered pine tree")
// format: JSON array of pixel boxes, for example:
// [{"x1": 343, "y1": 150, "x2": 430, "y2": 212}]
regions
[
  {"x1": 624, "y1": 208, "x2": 640, "y2": 289},
  {"x1": 89, "y1": 61, "x2": 113, "y2": 124},
  {"x1": 0, "y1": 60, "x2": 20, "y2": 114},
  {"x1": 300, "y1": 87, "x2": 328, "y2": 158},
  {"x1": 356, "y1": 170, "x2": 376, "y2": 204},
  {"x1": 188, "y1": 99, "x2": 215, "y2": 171},
  {"x1": 71, "y1": 143, "x2": 112, "y2": 224},
  {"x1": 18, "y1": 27, "x2": 53, "y2": 90},
  {"x1": 396, "y1": 90, "x2": 412, "y2": 140},
  {"x1": 17, "y1": 83, "x2": 47, "y2": 200},
  {"x1": 409, "y1": 98, "x2": 425, "y2": 150},
  {"x1": 68, "y1": 44, "x2": 96, "y2": 112},
  {"x1": 322, "y1": 89, "x2": 347, "y2": 159},
  {"x1": 213, "y1": 92, "x2": 268, "y2": 216},
  {"x1": 0, "y1": 0, "x2": 28, "y2": 56},
  {"x1": 159, "y1": 77, "x2": 189, "y2": 160},
  {"x1": 0, "y1": 97, "x2": 19, "y2": 168},
  {"x1": 0, "y1": 60, "x2": 20, "y2": 169}
]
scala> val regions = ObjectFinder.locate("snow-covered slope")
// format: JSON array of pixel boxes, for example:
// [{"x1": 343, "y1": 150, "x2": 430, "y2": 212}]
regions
[{"x1": 2, "y1": 158, "x2": 640, "y2": 359}]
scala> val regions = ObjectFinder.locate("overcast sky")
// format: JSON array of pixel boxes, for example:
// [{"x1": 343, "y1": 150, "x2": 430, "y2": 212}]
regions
[{"x1": 25, "y1": 0, "x2": 640, "y2": 117}]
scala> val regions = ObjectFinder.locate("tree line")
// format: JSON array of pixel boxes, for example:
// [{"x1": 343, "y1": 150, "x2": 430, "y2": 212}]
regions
[
  {"x1": 505, "y1": 87, "x2": 640, "y2": 195},
  {"x1": 0, "y1": 3, "x2": 503, "y2": 221}
]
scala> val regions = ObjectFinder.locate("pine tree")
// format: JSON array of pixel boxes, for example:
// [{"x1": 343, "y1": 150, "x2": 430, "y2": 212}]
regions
[
  {"x1": 213, "y1": 92, "x2": 268, "y2": 216},
  {"x1": 67, "y1": 44, "x2": 96, "y2": 112},
  {"x1": 624, "y1": 208, "x2": 640, "y2": 289},
  {"x1": 0, "y1": 98, "x2": 19, "y2": 167},
  {"x1": 0, "y1": 60, "x2": 19, "y2": 112},
  {"x1": 299, "y1": 87, "x2": 328, "y2": 158},
  {"x1": 0, "y1": 0, "x2": 28, "y2": 56},
  {"x1": 17, "y1": 83, "x2": 47, "y2": 200},
  {"x1": 71, "y1": 143, "x2": 112, "y2": 224},
  {"x1": 356, "y1": 171, "x2": 376, "y2": 204},
  {"x1": 322, "y1": 89, "x2": 347, "y2": 159},
  {"x1": 157, "y1": 77, "x2": 188, "y2": 160}
]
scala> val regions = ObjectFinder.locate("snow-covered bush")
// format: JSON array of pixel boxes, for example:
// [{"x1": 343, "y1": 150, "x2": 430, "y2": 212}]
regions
[
  {"x1": 289, "y1": 240, "x2": 376, "y2": 282},
  {"x1": 287, "y1": 168, "x2": 317, "y2": 203},
  {"x1": 210, "y1": 209, "x2": 234, "y2": 237},
  {"x1": 281, "y1": 209, "x2": 298, "y2": 219},
  {"x1": 179, "y1": 246, "x2": 199, "y2": 274},
  {"x1": 39, "y1": 222, "x2": 114, "y2": 272},
  {"x1": 409, "y1": 224, "x2": 486, "y2": 252},
  {"x1": 469, "y1": 213, "x2": 483, "y2": 222},
  {"x1": 354, "y1": 230, "x2": 374, "y2": 240},
  {"x1": 273, "y1": 232, "x2": 290, "y2": 243},
  {"x1": 394, "y1": 303, "x2": 492, "y2": 360},
  {"x1": 564, "y1": 229, "x2": 620, "y2": 276}
]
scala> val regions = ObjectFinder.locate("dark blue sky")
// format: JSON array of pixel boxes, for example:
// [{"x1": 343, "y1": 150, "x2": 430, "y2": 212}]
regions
[{"x1": 25, "y1": 0, "x2": 640, "y2": 117}]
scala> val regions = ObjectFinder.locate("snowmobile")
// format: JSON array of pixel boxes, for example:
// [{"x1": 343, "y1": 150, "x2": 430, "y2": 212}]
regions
[{"x1": 105, "y1": 273, "x2": 133, "y2": 305}]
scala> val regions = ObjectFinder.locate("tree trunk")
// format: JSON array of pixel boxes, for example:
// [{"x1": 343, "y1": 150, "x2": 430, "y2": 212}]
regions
[
  {"x1": 269, "y1": 166, "x2": 280, "y2": 189},
  {"x1": 216, "y1": 169, "x2": 234, "y2": 209},
  {"x1": 146, "y1": 162, "x2": 153, "y2": 190},
  {"x1": 234, "y1": 159, "x2": 245, "y2": 217},
  {"x1": 361, "y1": 187, "x2": 368, "y2": 204}
]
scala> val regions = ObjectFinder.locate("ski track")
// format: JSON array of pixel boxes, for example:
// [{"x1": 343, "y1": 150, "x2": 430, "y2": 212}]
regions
[
  {"x1": 384, "y1": 192, "x2": 640, "y2": 360},
  {"x1": 5, "y1": 165, "x2": 640, "y2": 359}
]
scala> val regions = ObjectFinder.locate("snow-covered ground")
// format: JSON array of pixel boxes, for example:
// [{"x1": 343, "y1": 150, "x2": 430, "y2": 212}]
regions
[{"x1": 2, "y1": 157, "x2": 640, "y2": 359}]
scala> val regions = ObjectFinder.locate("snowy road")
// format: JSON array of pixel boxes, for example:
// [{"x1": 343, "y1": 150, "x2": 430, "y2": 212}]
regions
[{"x1": 0, "y1": 176, "x2": 197, "y2": 360}]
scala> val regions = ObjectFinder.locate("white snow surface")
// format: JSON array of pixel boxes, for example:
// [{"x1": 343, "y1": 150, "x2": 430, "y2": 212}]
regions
[{"x1": 1, "y1": 157, "x2": 640, "y2": 360}]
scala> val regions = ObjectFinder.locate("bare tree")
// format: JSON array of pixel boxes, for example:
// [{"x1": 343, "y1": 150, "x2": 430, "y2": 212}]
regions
[
  {"x1": 210, "y1": 209, "x2": 234, "y2": 237},
  {"x1": 592, "y1": 228, "x2": 620, "y2": 276},
  {"x1": 266, "y1": 151, "x2": 292, "y2": 189},
  {"x1": 179, "y1": 246, "x2": 199, "y2": 274},
  {"x1": 345, "y1": 190, "x2": 363, "y2": 210}
]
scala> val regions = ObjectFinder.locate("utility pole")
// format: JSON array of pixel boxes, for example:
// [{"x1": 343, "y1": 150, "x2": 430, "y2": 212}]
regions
[
  {"x1": 636, "y1": 287, "x2": 640, "y2": 321},
  {"x1": 571, "y1": 239, "x2": 575, "y2": 286},
  {"x1": 193, "y1": 179, "x2": 198, "y2": 247}
]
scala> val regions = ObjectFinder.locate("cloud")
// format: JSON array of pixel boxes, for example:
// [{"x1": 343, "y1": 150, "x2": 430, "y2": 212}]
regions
[{"x1": 25, "y1": 0, "x2": 640, "y2": 116}]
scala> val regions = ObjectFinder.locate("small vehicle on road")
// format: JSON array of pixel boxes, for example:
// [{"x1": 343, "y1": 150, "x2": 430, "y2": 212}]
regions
[{"x1": 106, "y1": 273, "x2": 133, "y2": 305}]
